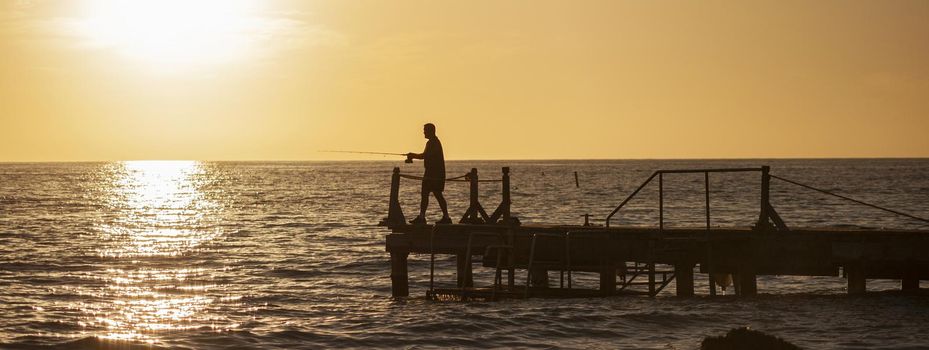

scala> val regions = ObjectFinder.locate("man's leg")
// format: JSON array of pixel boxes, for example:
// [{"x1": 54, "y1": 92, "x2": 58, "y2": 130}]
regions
[
  {"x1": 434, "y1": 191, "x2": 449, "y2": 219},
  {"x1": 419, "y1": 181, "x2": 430, "y2": 219}
]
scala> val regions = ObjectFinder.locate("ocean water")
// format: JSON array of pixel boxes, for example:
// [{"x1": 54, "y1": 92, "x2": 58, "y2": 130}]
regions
[{"x1": 1, "y1": 159, "x2": 928, "y2": 349}]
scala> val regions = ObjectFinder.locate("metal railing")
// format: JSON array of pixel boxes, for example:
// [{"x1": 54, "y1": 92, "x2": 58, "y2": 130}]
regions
[
  {"x1": 605, "y1": 166, "x2": 785, "y2": 230},
  {"x1": 769, "y1": 174, "x2": 929, "y2": 226}
]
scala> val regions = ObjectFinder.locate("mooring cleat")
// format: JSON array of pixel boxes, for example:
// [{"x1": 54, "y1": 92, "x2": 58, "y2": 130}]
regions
[{"x1": 409, "y1": 216, "x2": 427, "y2": 225}]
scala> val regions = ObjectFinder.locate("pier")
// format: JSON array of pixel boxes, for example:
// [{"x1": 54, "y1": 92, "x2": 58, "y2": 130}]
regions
[{"x1": 382, "y1": 166, "x2": 929, "y2": 300}]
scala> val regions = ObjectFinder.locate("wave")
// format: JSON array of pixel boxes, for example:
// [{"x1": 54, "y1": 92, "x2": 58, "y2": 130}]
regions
[
  {"x1": 1, "y1": 336, "x2": 182, "y2": 350},
  {"x1": 264, "y1": 268, "x2": 327, "y2": 278},
  {"x1": 3, "y1": 160, "x2": 929, "y2": 349}
]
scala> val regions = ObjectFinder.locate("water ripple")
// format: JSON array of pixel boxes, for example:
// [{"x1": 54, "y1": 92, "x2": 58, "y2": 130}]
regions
[{"x1": 1, "y1": 160, "x2": 928, "y2": 348}]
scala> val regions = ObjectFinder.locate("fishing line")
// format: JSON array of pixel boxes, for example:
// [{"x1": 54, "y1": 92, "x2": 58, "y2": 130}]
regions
[{"x1": 319, "y1": 150, "x2": 414, "y2": 163}]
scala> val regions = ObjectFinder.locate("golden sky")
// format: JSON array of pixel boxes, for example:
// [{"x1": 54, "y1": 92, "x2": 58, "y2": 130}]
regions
[{"x1": 1, "y1": 0, "x2": 927, "y2": 161}]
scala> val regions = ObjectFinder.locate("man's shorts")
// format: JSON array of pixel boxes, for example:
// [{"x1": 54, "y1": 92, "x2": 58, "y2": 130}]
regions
[{"x1": 422, "y1": 176, "x2": 445, "y2": 194}]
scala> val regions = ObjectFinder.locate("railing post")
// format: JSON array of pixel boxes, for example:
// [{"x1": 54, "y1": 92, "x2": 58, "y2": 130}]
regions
[
  {"x1": 502, "y1": 167, "x2": 511, "y2": 224},
  {"x1": 487, "y1": 166, "x2": 515, "y2": 225},
  {"x1": 460, "y1": 168, "x2": 481, "y2": 224},
  {"x1": 705, "y1": 172, "x2": 711, "y2": 229},
  {"x1": 469, "y1": 168, "x2": 479, "y2": 209},
  {"x1": 387, "y1": 167, "x2": 405, "y2": 226},
  {"x1": 658, "y1": 172, "x2": 664, "y2": 232},
  {"x1": 756, "y1": 165, "x2": 772, "y2": 230}
]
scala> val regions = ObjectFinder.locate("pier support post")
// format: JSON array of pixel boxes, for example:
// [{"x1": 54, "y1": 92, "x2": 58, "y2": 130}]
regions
[
  {"x1": 737, "y1": 273, "x2": 757, "y2": 296},
  {"x1": 706, "y1": 243, "x2": 717, "y2": 296},
  {"x1": 530, "y1": 268, "x2": 549, "y2": 288},
  {"x1": 456, "y1": 253, "x2": 473, "y2": 288},
  {"x1": 902, "y1": 265, "x2": 919, "y2": 291},
  {"x1": 390, "y1": 251, "x2": 409, "y2": 297},
  {"x1": 902, "y1": 277, "x2": 919, "y2": 291},
  {"x1": 599, "y1": 261, "x2": 616, "y2": 296},
  {"x1": 648, "y1": 262, "x2": 657, "y2": 297},
  {"x1": 846, "y1": 263, "x2": 866, "y2": 295},
  {"x1": 735, "y1": 262, "x2": 757, "y2": 297},
  {"x1": 675, "y1": 263, "x2": 695, "y2": 297},
  {"x1": 734, "y1": 243, "x2": 758, "y2": 297}
]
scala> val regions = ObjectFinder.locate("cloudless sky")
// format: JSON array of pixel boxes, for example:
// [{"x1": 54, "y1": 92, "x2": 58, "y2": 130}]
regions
[{"x1": 1, "y1": 0, "x2": 927, "y2": 161}]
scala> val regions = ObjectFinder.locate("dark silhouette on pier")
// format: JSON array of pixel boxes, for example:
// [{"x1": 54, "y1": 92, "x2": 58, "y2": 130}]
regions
[
  {"x1": 406, "y1": 123, "x2": 450, "y2": 224},
  {"x1": 381, "y1": 165, "x2": 929, "y2": 300}
]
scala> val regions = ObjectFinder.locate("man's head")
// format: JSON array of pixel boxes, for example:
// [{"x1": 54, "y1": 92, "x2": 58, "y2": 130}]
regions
[{"x1": 423, "y1": 123, "x2": 436, "y2": 139}]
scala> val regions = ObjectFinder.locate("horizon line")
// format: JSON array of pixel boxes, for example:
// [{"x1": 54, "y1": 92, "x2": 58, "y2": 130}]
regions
[{"x1": 2, "y1": 156, "x2": 929, "y2": 163}]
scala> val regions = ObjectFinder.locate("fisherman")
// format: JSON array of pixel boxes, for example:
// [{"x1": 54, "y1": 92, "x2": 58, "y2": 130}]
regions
[{"x1": 406, "y1": 123, "x2": 451, "y2": 224}]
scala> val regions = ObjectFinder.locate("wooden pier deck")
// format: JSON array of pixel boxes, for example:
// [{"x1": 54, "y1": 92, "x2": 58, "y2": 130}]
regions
[{"x1": 382, "y1": 166, "x2": 929, "y2": 299}]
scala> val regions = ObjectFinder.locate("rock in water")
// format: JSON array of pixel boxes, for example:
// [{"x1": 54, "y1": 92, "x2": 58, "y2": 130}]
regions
[{"x1": 701, "y1": 327, "x2": 801, "y2": 350}]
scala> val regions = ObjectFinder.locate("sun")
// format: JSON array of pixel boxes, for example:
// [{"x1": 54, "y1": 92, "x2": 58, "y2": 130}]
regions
[{"x1": 71, "y1": 0, "x2": 265, "y2": 69}]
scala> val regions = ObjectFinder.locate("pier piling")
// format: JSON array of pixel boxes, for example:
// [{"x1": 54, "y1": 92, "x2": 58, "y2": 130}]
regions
[
  {"x1": 738, "y1": 273, "x2": 758, "y2": 296},
  {"x1": 456, "y1": 253, "x2": 474, "y2": 288},
  {"x1": 737, "y1": 262, "x2": 758, "y2": 296},
  {"x1": 902, "y1": 265, "x2": 919, "y2": 291},
  {"x1": 675, "y1": 263, "x2": 695, "y2": 297},
  {"x1": 530, "y1": 268, "x2": 549, "y2": 288},
  {"x1": 847, "y1": 263, "x2": 866, "y2": 295},
  {"x1": 599, "y1": 261, "x2": 616, "y2": 295},
  {"x1": 390, "y1": 251, "x2": 409, "y2": 297}
]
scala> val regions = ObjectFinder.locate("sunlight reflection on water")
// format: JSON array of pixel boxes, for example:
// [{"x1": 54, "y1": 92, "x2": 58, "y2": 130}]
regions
[
  {"x1": 96, "y1": 160, "x2": 220, "y2": 258},
  {"x1": 85, "y1": 161, "x2": 233, "y2": 341}
]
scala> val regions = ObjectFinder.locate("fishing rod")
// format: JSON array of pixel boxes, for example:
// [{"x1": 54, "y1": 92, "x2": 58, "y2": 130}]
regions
[{"x1": 319, "y1": 150, "x2": 414, "y2": 163}]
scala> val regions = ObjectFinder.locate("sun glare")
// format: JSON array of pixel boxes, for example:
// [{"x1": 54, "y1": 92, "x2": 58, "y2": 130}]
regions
[
  {"x1": 85, "y1": 160, "x2": 233, "y2": 341},
  {"x1": 72, "y1": 0, "x2": 265, "y2": 69}
]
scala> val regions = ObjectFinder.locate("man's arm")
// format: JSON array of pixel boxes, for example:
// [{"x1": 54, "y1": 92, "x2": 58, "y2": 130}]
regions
[{"x1": 407, "y1": 141, "x2": 430, "y2": 160}]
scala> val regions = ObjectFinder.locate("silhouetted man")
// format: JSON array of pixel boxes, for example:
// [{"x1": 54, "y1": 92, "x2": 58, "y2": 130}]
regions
[{"x1": 406, "y1": 123, "x2": 450, "y2": 224}]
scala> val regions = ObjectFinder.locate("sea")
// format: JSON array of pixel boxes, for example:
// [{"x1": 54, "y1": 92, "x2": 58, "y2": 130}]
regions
[{"x1": 1, "y1": 159, "x2": 928, "y2": 349}]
